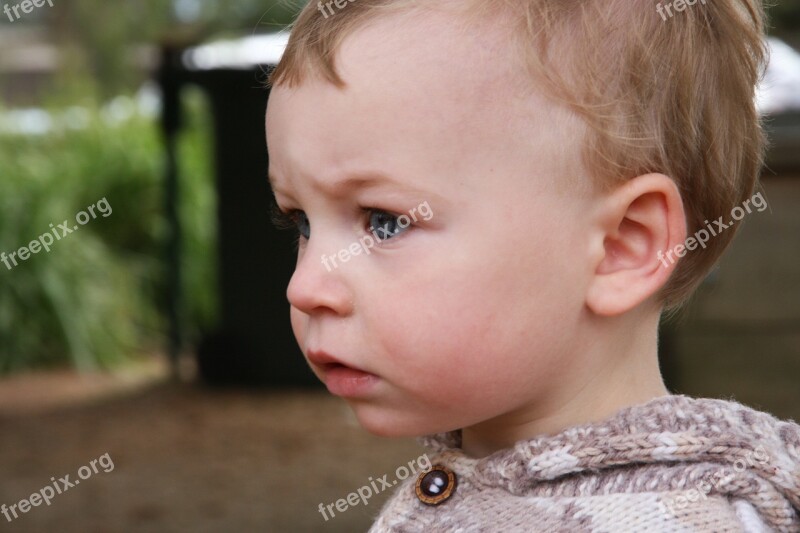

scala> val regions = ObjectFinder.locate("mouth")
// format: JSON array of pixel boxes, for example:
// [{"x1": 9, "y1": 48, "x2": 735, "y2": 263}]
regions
[{"x1": 306, "y1": 350, "x2": 379, "y2": 398}]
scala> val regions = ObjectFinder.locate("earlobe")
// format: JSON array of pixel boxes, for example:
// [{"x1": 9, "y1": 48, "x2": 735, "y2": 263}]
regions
[{"x1": 586, "y1": 174, "x2": 686, "y2": 316}]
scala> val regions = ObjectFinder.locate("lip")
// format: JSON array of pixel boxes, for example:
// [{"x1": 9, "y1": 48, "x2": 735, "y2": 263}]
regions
[{"x1": 306, "y1": 349, "x2": 379, "y2": 397}]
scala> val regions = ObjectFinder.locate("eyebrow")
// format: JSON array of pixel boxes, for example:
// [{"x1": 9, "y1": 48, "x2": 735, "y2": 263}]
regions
[
  {"x1": 324, "y1": 172, "x2": 410, "y2": 194},
  {"x1": 269, "y1": 170, "x2": 434, "y2": 199}
]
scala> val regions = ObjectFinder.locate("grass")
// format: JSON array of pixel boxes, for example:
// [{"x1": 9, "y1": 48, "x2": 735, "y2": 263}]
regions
[{"x1": 0, "y1": 93, "x2": 216, "y2": 374}]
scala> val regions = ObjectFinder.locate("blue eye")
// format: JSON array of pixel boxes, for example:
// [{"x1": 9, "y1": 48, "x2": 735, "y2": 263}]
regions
[
  {"x1": 270, "y1": 204, "x2": 410, "y2": 244},
  {"x1": 368, "y1": 210, "x2": 409, "y2": 241}
]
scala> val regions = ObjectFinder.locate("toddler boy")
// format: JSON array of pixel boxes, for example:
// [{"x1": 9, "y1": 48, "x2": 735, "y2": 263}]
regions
[{"x1": 266, "y1": 0, "x2": 800, "y2": 530}]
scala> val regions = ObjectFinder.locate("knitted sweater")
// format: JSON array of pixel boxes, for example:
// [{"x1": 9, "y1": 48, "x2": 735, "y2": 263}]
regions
[{"x1": 369, "y1": 395, "x2": 800, "y2": 532}]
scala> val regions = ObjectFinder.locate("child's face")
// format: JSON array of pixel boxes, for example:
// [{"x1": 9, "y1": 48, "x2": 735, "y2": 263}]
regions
[{"x1": 267, "y1": 9, "x2": 598, "y2": 437}]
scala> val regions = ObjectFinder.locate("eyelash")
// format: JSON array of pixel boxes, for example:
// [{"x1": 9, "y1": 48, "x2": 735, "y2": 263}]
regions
[
  {"x1": 269, "y1": 202, "x2": 300, "y2": 231},
  {"x1": 269, "y1": 202, "x2": 304, "y2": 249}
]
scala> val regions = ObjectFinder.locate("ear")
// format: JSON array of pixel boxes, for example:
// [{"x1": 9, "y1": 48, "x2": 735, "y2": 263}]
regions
[{"x1": 586, "y1": 173, "x2": 686, "y2": 316}]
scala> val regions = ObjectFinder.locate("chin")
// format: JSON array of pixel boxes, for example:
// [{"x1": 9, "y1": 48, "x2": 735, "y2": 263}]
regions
[{"x1": 349, "y1": 404, "x2": 446, "y2": 438}]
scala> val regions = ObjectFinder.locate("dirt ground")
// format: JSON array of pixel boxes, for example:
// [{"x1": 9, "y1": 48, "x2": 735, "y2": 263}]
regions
[
  {"x1": 0, "y1": 362, "x2": 424, "y2": 533},
  {"x1": 1, "y1": 349, "x2": 798, "y2": 533}
]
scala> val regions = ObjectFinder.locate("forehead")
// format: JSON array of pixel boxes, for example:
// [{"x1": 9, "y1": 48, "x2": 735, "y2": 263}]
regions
[
  {"x1": 269, "y1": 11, "x2": 522, "y2": 125},
  {"x1": 337, "y1": 6, "x2": 525, "y2": 101},
  {"x1": 266, "y1": 6, "x2": 577, "y2": 196}
]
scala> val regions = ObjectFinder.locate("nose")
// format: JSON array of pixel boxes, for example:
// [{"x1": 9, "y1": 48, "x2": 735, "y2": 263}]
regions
[{"x1": 286, "y1": 244, "x2": 354, "y2": 317}]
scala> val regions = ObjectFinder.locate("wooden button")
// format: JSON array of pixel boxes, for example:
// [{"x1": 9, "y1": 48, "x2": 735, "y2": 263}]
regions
[{"x1": 415, "y1": 465, "x2": 457, "y2": 505}]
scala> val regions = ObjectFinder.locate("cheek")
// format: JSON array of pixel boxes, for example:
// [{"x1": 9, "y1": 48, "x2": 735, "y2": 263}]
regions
[
  {"x1": 363, "y1": 228, "x2": 580, "y2": 412},
  {"x1": 367, "y1": 269, "x2": 535, "y2": 405}
]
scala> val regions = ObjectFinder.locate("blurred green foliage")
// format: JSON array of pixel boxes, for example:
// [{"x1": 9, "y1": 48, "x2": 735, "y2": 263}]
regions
[
  {"x1": 0, "y1": 0, "x2": 301, "y2": 374},
  {"x1": 0, "y1": 93, "x2": 216, "y2": 374},
  {"x1": 1, "y1": 0, "x2": 797, "y2": 376},
  {"x1": 49, "y1": 0, "x2": 305, "y2": 100}
]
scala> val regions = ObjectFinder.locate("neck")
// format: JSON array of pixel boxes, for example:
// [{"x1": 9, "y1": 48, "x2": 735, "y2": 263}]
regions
[{"x1": 461, "y1": 310, "x2": 668, "y2": 458}]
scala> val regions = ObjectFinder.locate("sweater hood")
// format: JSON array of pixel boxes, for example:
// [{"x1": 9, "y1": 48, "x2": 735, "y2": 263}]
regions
[{"x1": 419, "y1": 395, "x2": 800, "y2": 531}]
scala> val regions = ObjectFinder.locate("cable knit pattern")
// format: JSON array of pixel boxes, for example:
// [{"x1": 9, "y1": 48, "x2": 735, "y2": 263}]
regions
[{"x1": 369, "y1": 395, "x2": 800, "y2": 532}]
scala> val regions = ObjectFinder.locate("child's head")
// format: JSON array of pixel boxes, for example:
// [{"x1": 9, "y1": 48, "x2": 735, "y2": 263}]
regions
[{"x1": 266, "y1": 0, "x2": 767, "y2": 448}]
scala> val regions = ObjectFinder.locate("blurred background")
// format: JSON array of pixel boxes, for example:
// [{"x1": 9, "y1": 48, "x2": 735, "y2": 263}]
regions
[{"x1": 0, "y1": 1, "x2": 799, "y2": 531}]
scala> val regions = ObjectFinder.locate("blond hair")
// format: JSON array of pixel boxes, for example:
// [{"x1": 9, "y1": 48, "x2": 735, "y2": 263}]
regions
[{"x1": 270, "y1": 0, "x2": 769, "y2": 309}]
